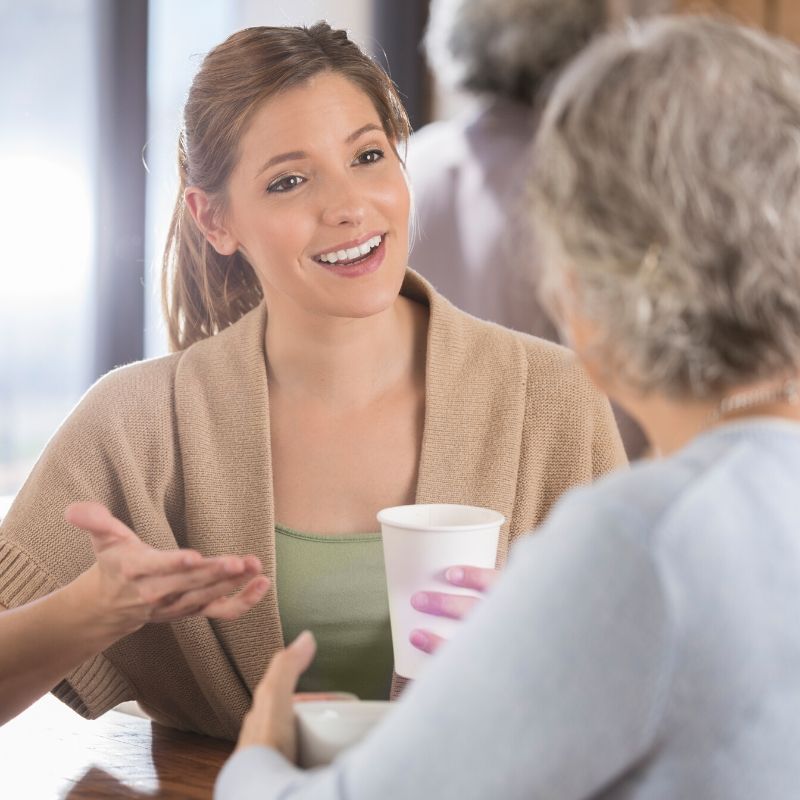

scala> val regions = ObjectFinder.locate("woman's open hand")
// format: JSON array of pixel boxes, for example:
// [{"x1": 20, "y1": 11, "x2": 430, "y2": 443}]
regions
[
  {"x1": 65, "y1": 502, "x2": 270, "y2": 639},
  {"x1": 237, "y1": 631, "x2": 317, "y2": 759},
  {"x1": 409, "y1": 566, "x2": 500, "y2": 654}
]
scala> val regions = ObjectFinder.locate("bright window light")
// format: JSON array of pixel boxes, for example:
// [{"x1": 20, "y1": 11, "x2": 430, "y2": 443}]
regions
[{"x1": 0, "y1": 153, "x2": 92, "y2": 302}]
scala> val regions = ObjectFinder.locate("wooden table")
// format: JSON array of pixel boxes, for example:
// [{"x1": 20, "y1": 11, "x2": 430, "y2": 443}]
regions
[{"x1": 0, "y1": 693, "x2": 234, "y2": 799}]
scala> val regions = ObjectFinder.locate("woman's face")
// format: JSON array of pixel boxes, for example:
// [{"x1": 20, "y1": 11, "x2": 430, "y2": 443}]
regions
[{"x1": 205, "y1": 72, "x2": 410, "y2": 321}]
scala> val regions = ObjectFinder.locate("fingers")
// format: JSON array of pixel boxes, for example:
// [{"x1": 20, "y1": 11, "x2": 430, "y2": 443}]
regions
[
  {"x1": 123, "y1": 548, "x2": 208, "y2": 579},
  {"x1": 134, "y1": 554, "x2": 258, "y2": 594},
  {"x1": 408, "y1": 570, "x2": 500, "y2": 651},
  {"x1": 65, "y1": 504, "x2": 205, "y2": 577},
  {"x1": 147, "y1": 568, "x2": 267, "y2": 619},
  {"x1": 285, "y1": 630, "x2": 317, "y2": 675},
  {"x1": 256, "y1": 631, "x2": 317, "y2": 698},
  {"x1": 65, "y1": 502, "x2": 137, "y2": 547},
  {"x1": 409, "y1": 628, "x2": 446, "y2": 654},
  {"x1": 199, "y1": 575, "x2": 272, "y2": 620},
  {"x1": 443, "y1": 566, "x2": 500, "y2": 592},
  {"x1": 236, "y1": 632, "x2": 316, "y2": 756},
  {"x1": 411, "y1": 590, "x2": 480, "y2": 620},
  {"x1": 293, "y1": 692, "x2": 357, "y2": 703}
]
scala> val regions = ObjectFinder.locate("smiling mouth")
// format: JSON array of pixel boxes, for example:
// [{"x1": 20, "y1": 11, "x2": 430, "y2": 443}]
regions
[{"x1": 314, "y1": 234, "x2": 383, "y2": 267}]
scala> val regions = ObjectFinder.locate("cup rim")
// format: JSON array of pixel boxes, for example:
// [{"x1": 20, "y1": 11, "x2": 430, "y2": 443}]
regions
[
  {"x1": 293, "y1": 700, "x2": 391, "y2": 718},
  {"x1": 376, "y1": 503, "x2": 505, "y2": 532}
]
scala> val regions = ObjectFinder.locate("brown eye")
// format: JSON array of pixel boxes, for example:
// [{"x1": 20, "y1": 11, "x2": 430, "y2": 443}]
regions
[
  {"x1": 354, "y1": 148, "x2": 384, "y2": 165},
  {"x1": 268, "y1": 174, "x2": 305, "y2": 193}
]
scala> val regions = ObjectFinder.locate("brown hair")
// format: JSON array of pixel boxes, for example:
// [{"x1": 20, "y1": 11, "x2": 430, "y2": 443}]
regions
[{"x1": 162, "y1": 22, "x2": 411, "y2": 351}]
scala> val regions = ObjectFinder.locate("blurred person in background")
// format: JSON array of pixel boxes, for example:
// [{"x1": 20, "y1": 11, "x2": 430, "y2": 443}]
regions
[
  {"x1": 408, "y1": 0, "x2": 671, "y2": 458},
  {"x1": 218, "y1": 15, "x2": 800, "y2": 799}
]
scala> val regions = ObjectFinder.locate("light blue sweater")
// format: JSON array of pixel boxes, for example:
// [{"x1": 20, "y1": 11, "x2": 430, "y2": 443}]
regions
[{"x1": 216, "y1": 420, "x2": 800, "y2": 799}]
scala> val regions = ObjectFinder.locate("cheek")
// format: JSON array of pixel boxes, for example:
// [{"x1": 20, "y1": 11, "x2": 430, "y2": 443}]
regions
[
  {"x1": 562, "y1": 307, "x2": 592, "y2": 354},
  {"x1": 397, "y1": 180, "x2": 411, "y2": 223},
  {"x1": 378, "y1": 172, "x2": 411, "y2": 228},
  {"x1": 246, "y1": 207, "x2": 312, "y2": 263},
  {"x1": 363, "y1": 156, "x2": 410, "y2": 220},
  {"x1": 563, "y1": 310, "x2": 615, "y2": 391},
  {"x1": 396, "y1": 169, "x2": 411, "y2": 213}
]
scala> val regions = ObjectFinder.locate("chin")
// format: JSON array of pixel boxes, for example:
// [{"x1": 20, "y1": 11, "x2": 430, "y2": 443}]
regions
[
  {"x1": 331, "y1": 289, "x2": 399, "y2": 320},
  {"x1": 323, "y1": 261, "x2": 406, "y2": 319}
]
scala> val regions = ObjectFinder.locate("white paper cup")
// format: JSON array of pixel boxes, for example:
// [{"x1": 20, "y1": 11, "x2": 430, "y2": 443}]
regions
[
  {"x1": 377, "y1": 503, "x2": 504, "y2": 679},
  {"x1": 294, "y1": 700, "x2": 391, "y2": 767}
]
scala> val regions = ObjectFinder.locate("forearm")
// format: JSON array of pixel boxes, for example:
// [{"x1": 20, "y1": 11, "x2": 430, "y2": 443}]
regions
[{"x1": 0, "y1": 566, "x2": 122, "y2": 725}]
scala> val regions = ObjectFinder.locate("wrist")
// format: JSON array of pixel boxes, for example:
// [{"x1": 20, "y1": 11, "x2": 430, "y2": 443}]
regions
[{"x1": 63, "y1": 565, "x2": 139, "y2": 648}]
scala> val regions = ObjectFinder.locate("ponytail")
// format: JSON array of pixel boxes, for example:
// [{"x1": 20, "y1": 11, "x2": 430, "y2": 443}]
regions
[{"x1": 161, "y1": 134, "x2": 263, "y2": 352}]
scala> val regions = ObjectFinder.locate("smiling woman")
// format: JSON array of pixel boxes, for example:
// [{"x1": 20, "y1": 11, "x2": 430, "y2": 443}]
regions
[
  {"x1": 0, "y1": 22, "x2": 624, "y2": 737},
  {"x1": 183, "y1": 72, "x2": 411, "y2": 324}
]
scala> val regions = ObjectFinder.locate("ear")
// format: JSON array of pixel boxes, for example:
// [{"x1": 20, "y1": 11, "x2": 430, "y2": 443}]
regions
[
  {"x1": 184, "y1": 186, "x2": 239, "y2": 256},
  {"x1": 560, "y1": 299, "x2": 615, "y2": 396}
]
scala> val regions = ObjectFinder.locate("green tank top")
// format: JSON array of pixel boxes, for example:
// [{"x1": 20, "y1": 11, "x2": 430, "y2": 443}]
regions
[{"x1": 274, "y1": 524, "x2": 394, "y2": 700}]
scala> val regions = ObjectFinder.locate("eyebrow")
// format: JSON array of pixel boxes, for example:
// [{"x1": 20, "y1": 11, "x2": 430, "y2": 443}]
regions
[{"x1": 254, "y1": 123, "x2": 384, "y2": 179}]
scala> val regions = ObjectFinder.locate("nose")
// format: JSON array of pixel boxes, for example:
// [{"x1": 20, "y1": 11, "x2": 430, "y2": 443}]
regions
[{"x1": 319, "y1": 175, "x2": 366, "y2": 227}]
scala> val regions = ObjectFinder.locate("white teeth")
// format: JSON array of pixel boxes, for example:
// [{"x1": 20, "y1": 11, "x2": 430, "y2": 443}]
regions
[{"x1": 318, "y1": 235, "x2": 382, "y2": 263}]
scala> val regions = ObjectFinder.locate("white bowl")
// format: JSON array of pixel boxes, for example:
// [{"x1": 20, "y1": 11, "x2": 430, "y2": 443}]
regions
[{"x1": 294, "y1": 700, "x2": 391, "y2": 767}]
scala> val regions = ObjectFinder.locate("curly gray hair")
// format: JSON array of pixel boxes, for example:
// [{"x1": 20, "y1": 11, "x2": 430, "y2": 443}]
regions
[
  {"x1": 425, "y1": 0, "x2": 671, "y2": 105},
  {"x1": 531, "y1": 15, "x2": 800, "y2": 399}
]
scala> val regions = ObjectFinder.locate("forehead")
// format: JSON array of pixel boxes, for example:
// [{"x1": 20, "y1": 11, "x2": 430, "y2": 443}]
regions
[{"x1": 239, "y1": 73, "x2": 383, "y2": 157}]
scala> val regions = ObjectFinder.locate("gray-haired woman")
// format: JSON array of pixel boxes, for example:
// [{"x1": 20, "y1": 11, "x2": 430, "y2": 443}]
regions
[{"x1": 217, "y1": 16, "x2": 800, "y2": 799}]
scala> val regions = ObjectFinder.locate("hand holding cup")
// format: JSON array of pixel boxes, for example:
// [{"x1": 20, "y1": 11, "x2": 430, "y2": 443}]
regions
[
  {"x1": 378, "y1": 503, "x2": 504, "y2": 679},
  {"x1": 409, "y1": 565, "x2": 501, "y2": 654}
]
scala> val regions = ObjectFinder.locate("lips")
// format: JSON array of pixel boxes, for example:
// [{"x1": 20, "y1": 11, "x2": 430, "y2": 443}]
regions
[
  {"x1": 315, "y1": 233, "x2": 387, "y2": 278},
  {"x1": 313, "y1": 232, "x2": 384, "y2": 265}
]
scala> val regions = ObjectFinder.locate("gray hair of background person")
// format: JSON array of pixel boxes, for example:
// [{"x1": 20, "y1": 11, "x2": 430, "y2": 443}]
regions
[
  {"x1": 530, "y1": 15, "x2": 800, "y2": 399},
  {"x1": 424, "y1": 0, "x2": 672, "y2": 105}
]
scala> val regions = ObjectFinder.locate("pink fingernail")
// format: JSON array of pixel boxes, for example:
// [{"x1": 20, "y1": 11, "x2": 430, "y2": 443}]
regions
[
  {"x1": 410, "y1": 630, "x2": 428, "y2": 649},
  {"x1": 411, "y1": 592, "x2": 429, "y2": 610},
  {"x1": 446, "y1": 567, "x2": 464, "y2": 583}
]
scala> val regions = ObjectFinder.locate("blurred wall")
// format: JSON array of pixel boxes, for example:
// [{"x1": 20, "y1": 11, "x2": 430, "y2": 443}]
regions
[{"x1": 679, "y1": 0, "x2": 800, "y2": 41}]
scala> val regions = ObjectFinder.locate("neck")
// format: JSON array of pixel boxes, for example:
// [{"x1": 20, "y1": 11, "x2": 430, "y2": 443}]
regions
[
  {"x1": 613, "y1": 376, "x2": 800, "y2": 457},
  {"x1": 264, "y1": 294, "x2": 425, "y2": 409}
]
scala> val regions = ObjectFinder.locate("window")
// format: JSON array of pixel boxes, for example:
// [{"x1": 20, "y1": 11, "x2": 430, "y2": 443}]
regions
[{"x1": 0, "y1": 1, "x2": 96, "y2": 499}]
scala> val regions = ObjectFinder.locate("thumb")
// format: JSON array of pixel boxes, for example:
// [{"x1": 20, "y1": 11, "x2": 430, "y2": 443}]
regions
[
  {"x1": 65, "y1": 502, "x2": 135, "y2": 549},
  {"x1": 259, "y1": 631, "x2": 317, "y2": 697},
  {"x1": 287, "y1": 630, "x2": 317, "y2": 672}
]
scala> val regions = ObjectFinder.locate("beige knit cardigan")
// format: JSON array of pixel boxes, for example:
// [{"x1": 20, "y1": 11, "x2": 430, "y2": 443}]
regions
[{"x1": 0, "y1": 271, "x2": 625, "y2": 740}]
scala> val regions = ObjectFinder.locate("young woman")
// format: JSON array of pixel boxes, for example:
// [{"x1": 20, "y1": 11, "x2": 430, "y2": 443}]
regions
[
  {"x1": 219, "y1": 16, "x2": 800, "y2": 799},
  {"x1": 0, "y1": 23, "x2": 623, "y2": 737}
]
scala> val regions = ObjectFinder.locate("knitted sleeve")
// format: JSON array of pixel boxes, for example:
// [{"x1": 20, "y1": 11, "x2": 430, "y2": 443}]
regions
[{"x1": 0, "y1": 356, "x2": 182, "y2": 718}]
